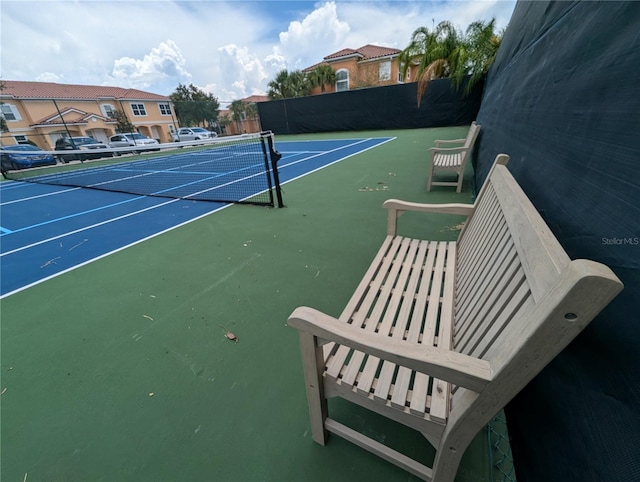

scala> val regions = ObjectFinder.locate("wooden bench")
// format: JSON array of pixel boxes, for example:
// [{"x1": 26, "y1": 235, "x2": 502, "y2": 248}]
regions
[
  {"x1": 427, "y1": 121, "x2": 480, "y2": 193},
  {"x1": 288, "y1": 154, "x2": 623, "y2": 481}
]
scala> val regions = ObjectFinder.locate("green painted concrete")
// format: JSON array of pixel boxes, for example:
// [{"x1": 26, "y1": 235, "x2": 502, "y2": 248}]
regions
[{"x1": 1, "y1": 127, "x2": 501, "y2": 481}]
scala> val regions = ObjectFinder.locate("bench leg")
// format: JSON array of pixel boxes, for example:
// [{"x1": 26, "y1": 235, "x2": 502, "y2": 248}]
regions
[
  {"x1": 427, "y1": 164, "x2": 434, "y2": 191},
  {"x1": 298, "y1": 332, "x2": 329, "y2": 445},
  {"x1": 431, "y1": 444, "x2": 465, "y2": 482},
  {"x1": 431, "y1": 417, "x2": 481, "y2": 482},
  {"x1": 456, "y1": 171, "x2": 464, "y2": 193}
]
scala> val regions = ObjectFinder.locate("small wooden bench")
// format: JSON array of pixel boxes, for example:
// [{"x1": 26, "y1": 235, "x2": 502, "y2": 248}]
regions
[
  {"x1": 427, "y1": 121, "x2": 480, "y2": 193},
  {"x1": 288, "y1": 154, "x2": 623, "y2": 481}
]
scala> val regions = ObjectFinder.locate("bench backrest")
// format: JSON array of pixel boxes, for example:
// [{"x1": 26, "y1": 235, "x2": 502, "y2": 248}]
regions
[
  {"x1": 463, "y1": 122, "x2": 481, "y2": 150},
  {"x1": 448, "y1": 156, "x2": 622, "y2": 425}
]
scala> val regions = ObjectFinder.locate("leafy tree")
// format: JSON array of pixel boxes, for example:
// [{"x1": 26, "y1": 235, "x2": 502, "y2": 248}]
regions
[
  {"x1": 170, "y1": 83, "x2": 220, "y2": 128},
  {"x1": 267, "y1": 69, "x2": 310, "y2": 100},
  {"x1": 398, "y1": 19, "x2": 504, "y2": 105},
  {"x1": 0, "y1": 80, "x2": 8, "y2": 133},
  {"x1": 111, "y1": 109, "x2": 136, "y2": 133},
  {"x1": 307, "y1": 64, "x2": 336, "y2": 93}
]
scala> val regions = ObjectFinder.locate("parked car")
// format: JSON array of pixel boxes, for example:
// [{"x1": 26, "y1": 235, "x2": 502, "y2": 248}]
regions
[
  {"x1": 0, "y1": 144, "x2": 57, "y2": 171},
  {"x1": 55, "y1": 136, "x2": 113, "y2": 163},
  {"x1": 172, "y1": 127, "x2": 217, "y2": 142},
  {"x1": 108, "y1": 133, "x2": 160, "y2": 154}
]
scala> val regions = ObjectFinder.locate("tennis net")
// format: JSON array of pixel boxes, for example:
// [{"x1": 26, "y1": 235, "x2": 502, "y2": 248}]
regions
[{"x1": 2, "y1": 131, "x2": 284, "y2": 207}]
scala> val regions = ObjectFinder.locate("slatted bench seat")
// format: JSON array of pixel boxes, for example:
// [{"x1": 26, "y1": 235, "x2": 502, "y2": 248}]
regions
[{"x1": 288, "y1": 154, "x2": 623, "y2": 481}]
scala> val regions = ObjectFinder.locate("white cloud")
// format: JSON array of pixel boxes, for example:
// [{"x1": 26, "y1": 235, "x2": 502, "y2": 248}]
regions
[
  {"x1": 264, "y1": 50, "x2": 287, "y2": 78},
  {"x1": 216, "y1": 44, "x2": 271, "y2": 101},
  {"x1": 0, "y1": 1, "x2": 516, "y2": 100},
  {"x1": 36, "y1": 72, "x2": 63, "y2": 83},
  {"x1": 279, "y1": 2, "x2": 350, "y2": 69},
  {"x1": 110, "y1": 40, "x2": 192, "y2": 90}
]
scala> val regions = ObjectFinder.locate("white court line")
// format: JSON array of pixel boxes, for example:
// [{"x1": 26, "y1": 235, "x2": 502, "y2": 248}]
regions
[
  {"x1": 279, "y1": 137, "x2": 397, "y2": 182},
  {"x1": 2, "y1": 195, "x2": 150, "y2": 237},
  {"x1": 0, "y1": 201, "x2": 231, "y2": 299},
  {"x1": 1, "y1": 187, "x2": 82, "y2": 206},
  {"x1": 1, "y1": 197, "x2": 183, "y2": 258},
  {"x1": 1, "y1": 137, "x2": 394, "y2": 299}
]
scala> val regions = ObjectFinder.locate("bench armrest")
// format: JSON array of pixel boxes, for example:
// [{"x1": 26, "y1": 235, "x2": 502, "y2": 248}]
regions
[
  {"x1": 383, "y1": 199, "x2": 475, "y2": 236},
  {"x1": 288, "y1": 306, "x2": 492, "y2": 392}
]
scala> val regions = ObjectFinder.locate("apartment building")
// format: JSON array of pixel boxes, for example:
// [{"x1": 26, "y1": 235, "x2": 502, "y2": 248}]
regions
[
  {"x1": 0, "y1": 80, "x2": 175, "y2": 149},
  {"x1": 303, "y1": 44, "x2": 404, "y2": 95}
]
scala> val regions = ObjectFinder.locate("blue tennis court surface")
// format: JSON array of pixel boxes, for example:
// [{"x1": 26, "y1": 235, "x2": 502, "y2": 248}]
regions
[{"x1": 0, "y1": 136, "x2": 393, "y2": 296}]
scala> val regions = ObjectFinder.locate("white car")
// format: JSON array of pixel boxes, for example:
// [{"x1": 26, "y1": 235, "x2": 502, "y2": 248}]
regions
[
  {"x1": 109, "y1": 133, "x2": 160, "y2": 154},
  {"x1": 173, "y1": 127, "x2": 217, "y2": 142}
]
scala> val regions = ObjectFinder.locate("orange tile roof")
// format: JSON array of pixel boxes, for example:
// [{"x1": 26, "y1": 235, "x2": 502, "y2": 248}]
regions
[
  {"x1": 242, "y1": 95, "x2": 270, "y2": 103},
  {"x1": 1, "y1": 80, "x2": 169, "y2": 101},
  {"x1": 324, "y1": 44, "x2": 401, "y2": 62},
  {"x1": 325, "y1": 48, "x2": 361, "y2": 60}
]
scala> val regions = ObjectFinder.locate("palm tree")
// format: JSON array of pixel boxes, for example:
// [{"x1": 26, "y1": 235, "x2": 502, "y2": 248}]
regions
[
  {"x1": 267, "y1": 70, "x2": 290, "y2": 100},
  {"x1": 398, "y1": 21, "x2": 463, "y2": 105},
  {"x1": 218, "y1": 114, "x2": 232, "y2": 135},
  {"x1": 229, "y1": 99, "x2": 248, "y2": 133},
  {"x1": 268, "y1": 69, "x2": 310, "y2": 100},
  {"x1": 398, "y1": 19, "x2": 503, "y2": 105},
  {"x1": 245, "y1": 102, "x2": 260, "y2": 131},
  {"x1": 288, "y1": 70, "x2": 311, "y2": 98},
  {"x1": 455, "y1": 19, "x2": 504, "y2": 95},
  {"x1": 307, "y1": 64, "x2": 336, "y2": 93}
]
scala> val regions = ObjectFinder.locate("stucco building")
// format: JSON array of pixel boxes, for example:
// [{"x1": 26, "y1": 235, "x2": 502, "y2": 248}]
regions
[
  {"x1": 0, "y1": 81, "x2": 175, "y2": 149},
  {"x1": 303, "y1": 44, "x2": 406, "y2": 95}
]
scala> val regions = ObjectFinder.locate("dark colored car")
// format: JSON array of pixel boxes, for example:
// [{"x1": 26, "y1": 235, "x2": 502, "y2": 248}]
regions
[
  {"x1": 1, "y1": 144, "x2": 57, "y2": 172},
  {"x1": 55, "y1": 136, "x2": 113, "y2": 163}
]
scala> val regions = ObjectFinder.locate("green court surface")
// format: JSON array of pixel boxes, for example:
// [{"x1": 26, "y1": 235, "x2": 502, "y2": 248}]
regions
[{"x1": 1, "y1": 127, "x2": 510, "y2": 481}]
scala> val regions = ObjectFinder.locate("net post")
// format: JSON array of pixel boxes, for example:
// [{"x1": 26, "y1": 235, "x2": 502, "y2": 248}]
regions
[
  {"x1": 264, "y1": 131, "x2": 284, "y2": 208},
  {"x1": 259, "y1": 134, "x2": 276, "y2": 207}
]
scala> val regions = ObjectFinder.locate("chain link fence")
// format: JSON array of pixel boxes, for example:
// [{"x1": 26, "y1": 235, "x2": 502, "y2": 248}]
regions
[{"x1": 488, "y1": 411, "x2": 517, "y2": 482}]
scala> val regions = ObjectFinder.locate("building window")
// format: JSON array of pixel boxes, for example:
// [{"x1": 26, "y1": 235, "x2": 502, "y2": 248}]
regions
[
  {"x1": 240, "y1": 112, "x2": 246, "y2": 121},
  {"x1": 1, "y1": 103, "x2": 21, "y2": 121},
  {"x1": 336, "y1": 69, "x2": 349, "y2": 92},
  {"x1": 13, "y1": 135, "x2": 28, "y2": 144},
  {"x1": 100, "y1": 103, "x2": 116, "y2": 118},
  {"x1": 159, "y1": 103, "x2": 171, "y2": 116},
  {"x1": 379, "y1": 61, "x2": 391, "y2": 81},
  {"x1": 130, "y1": 103, "x2": 147, "y2": 116}
]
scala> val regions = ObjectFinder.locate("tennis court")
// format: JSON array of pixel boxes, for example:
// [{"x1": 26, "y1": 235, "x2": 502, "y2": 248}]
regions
[
  {"x1": 0, "y1": 135, "x2": 393, "y2": 297},
  {"x1": 1, "y1": 127, "x2": 510, "y2": 482}
]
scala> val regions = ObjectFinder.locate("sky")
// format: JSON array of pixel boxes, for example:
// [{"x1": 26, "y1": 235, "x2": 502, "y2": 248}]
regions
[{"x1": 1, "y1": 0, "x2": 516, "y2": 105}]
